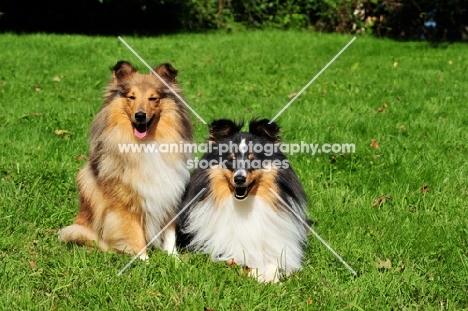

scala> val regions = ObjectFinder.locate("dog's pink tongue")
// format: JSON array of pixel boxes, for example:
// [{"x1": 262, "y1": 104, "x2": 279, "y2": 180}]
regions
[{"x1": 134, "y1": 128, "x2": 147, "y2": 139}]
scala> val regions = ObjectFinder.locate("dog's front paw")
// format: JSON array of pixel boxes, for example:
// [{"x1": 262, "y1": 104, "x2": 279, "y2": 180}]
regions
[
  {"x1": 139, "y1": 253, "x2": 149, "y2": 261},
  {"x1": 263, "y1": 265, "x2": 280, "y2": 283},
  {"x1": 248, "y1": 265, "x2": 280, "y2": 283}
]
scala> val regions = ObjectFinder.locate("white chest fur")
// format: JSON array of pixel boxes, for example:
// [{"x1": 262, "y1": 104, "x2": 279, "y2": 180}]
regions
[
  {"x1": 186, "y1": 195, "x2": 305, "y2": 276},
  {"x1": 129, "y1": 151, "x2": 189, "y2": 248}
]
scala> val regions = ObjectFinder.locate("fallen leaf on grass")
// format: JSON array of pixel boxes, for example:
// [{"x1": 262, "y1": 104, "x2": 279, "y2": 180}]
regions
[
  {"x1": 399, "y1": 125, "x2": 407, "y2": 131},
  {"x1": 375, "y1": 257, "x2": 392, "y2": 269},
  {"x1": 307, "y1": 297, "x2": 313, "y2": 305},
  {"x1": 20, "y1": 112, "x2": 43, "y2": 120},
  {"x1": 370, "y1": 139, "x2": 380, "y2": 149},
  {"x1": 205, "y1": 57, "x2": 213, "y2": 62},
  {"x1": 393, "y1": 61, "x2": 398, "y2": 67},
  {"x1": 376, "y1": 103, "x2": 388, "y2": 113},
  {"x1": 240, "y1": 266, "x2": 253, "y2": 275},
  {"x1": 372, "y1": 195, "x2": 391, "y2": 207},
  {"x1": 147, "y1": 291, "x2": 162, "y2": 297},
  {"x1": 29, "y1": 261, "x2": 38, "y2": 270},
  {"x1": 52, "y1": 76, "x2": 61, "y2": 82},
  {"x1": 428, "y1": 273, "x2": 434, "y2": 282},
  {"x1": 287, "y1": 92, "x2": 298, "y2": 98},
  {"x1": 421, "y1": 185, "x2": 430, "y2": 194},
  {"x1": 54, "y1": 130, "x2": 73, "y2": 138}
]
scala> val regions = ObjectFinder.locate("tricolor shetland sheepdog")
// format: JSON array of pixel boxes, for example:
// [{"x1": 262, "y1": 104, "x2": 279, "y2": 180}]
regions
[
  {"x1": 59, "y1": 61, "x2": 193, "y2": 259},
  {"x1": 178, "y1": 119, "x2": 308, "y2": 282}
]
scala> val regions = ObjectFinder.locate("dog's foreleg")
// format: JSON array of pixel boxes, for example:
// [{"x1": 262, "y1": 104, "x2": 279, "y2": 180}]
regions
[
  {"x1": 162, "y1": 222, "x2": 178, "y2": 256},
  {"x1": 101, "y1": 209, "x2": 148, "y2": 258},
  {"x1": 263, "y1": 263, "x2": 280, "y2": 283}
]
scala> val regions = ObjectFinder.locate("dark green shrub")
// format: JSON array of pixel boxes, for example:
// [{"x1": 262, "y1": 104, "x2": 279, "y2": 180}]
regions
[
  {"x1": 181, "y1": 0, "x2": 466, "y2": 40},
  {"x1": 383, "y1": 0, "x2": 468, "y2": 40},
  {"x1": 0, "y1": 0, "x2": 465, "y2": 40},
  {"x1": 181, "y1": 0, "x2": 314, "y2": 30}
]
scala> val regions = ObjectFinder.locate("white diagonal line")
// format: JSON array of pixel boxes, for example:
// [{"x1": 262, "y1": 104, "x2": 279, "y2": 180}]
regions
[
  {"x1": 269, "y1": 37, "x2": 356, "y2": 124},
  {"x1": 118, "y1": 36, "x2": 207, "y2": 125},
  {"x1": 269, "y1": 188, "x2": 357, "y2": 276},
  {"x1": 117, "y1": 187, "x2": 206, "y2": 276}
]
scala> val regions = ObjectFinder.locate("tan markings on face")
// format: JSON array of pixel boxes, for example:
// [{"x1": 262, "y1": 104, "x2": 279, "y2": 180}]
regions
[
  {"x1": 105, "y1": 71, "x2": 188, "y2": 167},
  {"x1": 248, "y1": 153, "x2": 254, "y2": 160},
  {"x1": 126, "y1": 83, "x2": 161, "y2": 121},
  {"x1": 107, "y1": 102, "x2": 135, "y2": 140},
  {"x1": 151, "y1": 98, "x2": 181, "y2": 142},
  {"x1": 209, "y1": 168, "x2": 234, "y2": 207},
  {"x1": 248, "y1": 168, "x2": 279, "y2": 209},
  {"x1": 230, "y1": 153, "x2": 235, "y2": 159}
]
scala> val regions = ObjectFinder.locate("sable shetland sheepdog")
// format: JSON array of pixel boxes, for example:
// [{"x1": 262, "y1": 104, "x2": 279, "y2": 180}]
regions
[
  {"x1": 58, "y1": 61, "x2": 193, "y2": 259},
  {"x1": 177, "y1": 118, "x2": 308, "y2": 282}
]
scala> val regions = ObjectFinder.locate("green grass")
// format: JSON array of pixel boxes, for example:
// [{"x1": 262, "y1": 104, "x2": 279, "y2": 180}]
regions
[{"x1": 1, "y1": 30, "x2": 467, "y2": 310}]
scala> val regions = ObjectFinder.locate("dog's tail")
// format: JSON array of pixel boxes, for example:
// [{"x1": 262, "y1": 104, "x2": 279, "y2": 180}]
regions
[{"x1": 58, "y1": 224, "x2": 109, "y2": 251}]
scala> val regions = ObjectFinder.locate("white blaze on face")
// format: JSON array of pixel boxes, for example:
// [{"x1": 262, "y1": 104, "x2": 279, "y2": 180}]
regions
[
  {"x1": 239, "y1": 138, "x2": 248, "y2": 159},
  {"x1": 234, "y1": 168, "x2": 247, "y2": 179},
  {"x1": 234, "y1": 138, "x2": 248, "y2": 180}
]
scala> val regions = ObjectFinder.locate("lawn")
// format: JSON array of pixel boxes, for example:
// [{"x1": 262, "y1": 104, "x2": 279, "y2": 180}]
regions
[{"x1": 0, "y1": 30, "x2": 467, "y2": 310}]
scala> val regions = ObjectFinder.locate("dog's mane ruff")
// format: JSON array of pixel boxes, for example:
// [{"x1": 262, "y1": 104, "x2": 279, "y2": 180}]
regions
[
  {"x1": 176, "y1": 168, "x2": 210, "y2": 248},
  {"x1": 183, "y1": 195, "x2": 307, "y2": 277},
  {"x1": 276, "y1": 167, "x2": 307, "y2": 215}
]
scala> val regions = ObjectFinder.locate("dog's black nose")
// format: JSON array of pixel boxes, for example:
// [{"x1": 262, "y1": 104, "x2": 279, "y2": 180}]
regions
[
  {"x1": 135, "y1": 112, "x2": 146, "y2": 123},
  {"x1": 234, "y1": 175, "x2": 246, "y2": 185}
]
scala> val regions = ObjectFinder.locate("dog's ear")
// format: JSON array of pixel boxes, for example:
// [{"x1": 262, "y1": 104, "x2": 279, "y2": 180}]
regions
[
  {"x1": 249, "y1": 118, "x2": 281, "y2": 143},
  {"x1": 209, "y1": 119, "x2": 243, "y2": 142},
  {"x1": 111, "y1": 61, "x2": 137, "y2": 81},
  {"x1": 155, "y1": 63, "x2": 178, "y2": 84}
]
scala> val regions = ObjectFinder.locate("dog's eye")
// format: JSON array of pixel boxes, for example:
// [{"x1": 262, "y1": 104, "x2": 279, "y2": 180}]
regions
[
  {"x1": 148, "y1": 97, "x2": 159, "y2": 102},
  {"x1": 128, "y1": 95, "x2": 136, "y2": 100}
]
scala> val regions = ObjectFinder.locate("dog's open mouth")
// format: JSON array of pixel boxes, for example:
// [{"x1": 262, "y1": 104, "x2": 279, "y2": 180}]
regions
[
  {"x1": 234, "y1": 181, "x2": 255, "y2": 201},
  {"x1": 133, "y1": 117, "x2": 153, "y2": 139}
]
